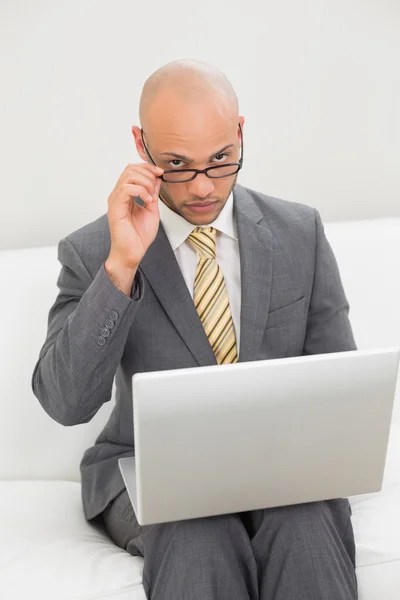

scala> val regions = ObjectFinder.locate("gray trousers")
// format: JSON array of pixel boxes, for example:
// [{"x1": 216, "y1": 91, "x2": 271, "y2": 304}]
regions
[{"x1": 100, "y1": 490, "x2": 357, "y2": 600}]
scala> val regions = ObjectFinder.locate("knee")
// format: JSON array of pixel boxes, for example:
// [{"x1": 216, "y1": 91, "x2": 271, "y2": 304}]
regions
[
  {"x1": 264, "y1": 498, "x2": 352, "y2": 543},
  {"x1": 145, "y1": 513, "x2": 248, "y2": 555}
]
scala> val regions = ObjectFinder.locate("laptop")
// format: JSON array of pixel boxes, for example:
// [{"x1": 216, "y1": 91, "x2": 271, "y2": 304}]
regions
[{"x1": 118, "y1": 347, "x2": 400, "y2": 526}]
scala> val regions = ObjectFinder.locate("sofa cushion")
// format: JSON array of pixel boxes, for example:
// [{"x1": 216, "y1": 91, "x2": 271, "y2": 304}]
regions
[
  {"x1": 0, "y1": 480, "x2": 146, "y2": 600},
  {"x1": 0, "y1": 246, "x2": 115, "y2": 482},
  {"x1": 324, "y1": 218, "x2": 400, "y2": 356},
  {"x1": 349, "y1": 422, "x2": 400, "y2": 598}
]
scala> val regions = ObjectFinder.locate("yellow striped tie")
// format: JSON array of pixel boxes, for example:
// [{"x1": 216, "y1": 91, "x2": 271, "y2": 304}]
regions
[{"x1": 187, "y1": 227, "x2": 238, "y2": 365}]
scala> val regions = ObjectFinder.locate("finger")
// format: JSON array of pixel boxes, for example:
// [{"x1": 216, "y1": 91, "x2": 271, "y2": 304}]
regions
[
  {"x1": 153, "y1": 177, "x2": 162, "y2": 201},
  {"x1": 123, "y1": 171, "x2": 158, "y2": 199},
  {"x1": 115, "y1": 163, "x2": 163, "y2": 190},
  {"x1": 135, "y1": 164, "x2": 164, "y2": 192},
  {"x1": 109, "y1": 184, "x2": 154, "y2": 211},
  {"x1": 130, "y1": 177, "x2": 161, "y2": 211},
  {"x1": 127, "y1": 165, "x2": 157, "y2": 186},
  {"x1": 137, "y1": 162, "x2": 164, "y2": 176}
]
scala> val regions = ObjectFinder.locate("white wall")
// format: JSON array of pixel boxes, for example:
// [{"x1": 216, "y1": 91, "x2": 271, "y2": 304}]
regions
[{"x1": 1, "y1": 0, "x2": 399, "y2": 251}]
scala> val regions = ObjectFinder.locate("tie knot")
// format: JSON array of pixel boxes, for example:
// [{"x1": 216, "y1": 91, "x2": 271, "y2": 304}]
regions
[{"x1": 187, "y1": 227, "x2": 217, "y2": 259}]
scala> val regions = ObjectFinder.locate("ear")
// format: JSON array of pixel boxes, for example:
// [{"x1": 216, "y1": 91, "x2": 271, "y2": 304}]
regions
[{"x1": 132, "y1": 126, "x2": 148, "y2": 162}]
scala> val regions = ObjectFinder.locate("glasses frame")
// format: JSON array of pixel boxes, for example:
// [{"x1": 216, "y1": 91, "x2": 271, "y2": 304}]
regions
[{"x1": 140, "y1": 122, "x2": 243, "y2": 183}]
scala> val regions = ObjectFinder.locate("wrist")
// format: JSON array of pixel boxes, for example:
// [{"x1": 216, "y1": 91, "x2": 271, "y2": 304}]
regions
[
  {"x1": 105, "y1": 256, "x2": 138, "y2": 296},
  {"x1": 105, "y1": 255, "x2": 139, "y2": 275}
]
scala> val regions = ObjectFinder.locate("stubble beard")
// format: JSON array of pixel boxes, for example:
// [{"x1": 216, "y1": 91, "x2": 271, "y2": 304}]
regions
[{"x1": 158, "y1": 174, "x2": 238, "y2": 225}]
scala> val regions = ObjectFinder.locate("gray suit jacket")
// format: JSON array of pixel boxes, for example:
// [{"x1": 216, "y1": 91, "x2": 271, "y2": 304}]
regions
[{"x1": 32, "y1": 183, "x2": 357, "y2": 522}]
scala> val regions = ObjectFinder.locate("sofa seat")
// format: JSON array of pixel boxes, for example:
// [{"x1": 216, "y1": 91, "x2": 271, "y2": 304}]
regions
[
  {"x1": 0, "y1": 480, "x2": 146, "y2": 600},
  {"x1": 349, "y1": 423, "x2": 400, "y2": 598},
  {"x1": 1, "y1": 423, "x2": 399, "y2": 600}
]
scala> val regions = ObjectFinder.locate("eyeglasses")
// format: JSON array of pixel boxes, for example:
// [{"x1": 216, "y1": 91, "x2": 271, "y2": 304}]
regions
[{"x1": 140, "y1": 123, "x2": 243, "y2": 183}]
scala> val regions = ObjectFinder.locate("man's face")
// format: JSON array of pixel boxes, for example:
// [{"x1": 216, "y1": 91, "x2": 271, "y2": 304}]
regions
[{"x1": 133, "y1": 99, "x2": 244, "y2": 226}]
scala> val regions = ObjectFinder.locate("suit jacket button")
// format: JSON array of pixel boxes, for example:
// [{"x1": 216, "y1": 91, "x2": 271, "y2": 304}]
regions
[
  {"x1": 105, "y1": 318, "x2": 114, "y2": 329},
  {"x1": 101, "y1": 327, "x2": 110, "y2": 337},
  {"x1": 109, "y1": 310, "x2": 119, "y2": 321},
  {"x1": 97, "y1": 336, "x2": 106, "y2": 346}
]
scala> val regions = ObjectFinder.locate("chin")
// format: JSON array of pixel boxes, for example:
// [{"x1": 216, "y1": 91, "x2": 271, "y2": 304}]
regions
[
  {"x1": 189, "y1": 215, "x2": 218, "y2": 226},
  {"x1": 184, "y1": 205, "x2": 222, "y2": 226}
]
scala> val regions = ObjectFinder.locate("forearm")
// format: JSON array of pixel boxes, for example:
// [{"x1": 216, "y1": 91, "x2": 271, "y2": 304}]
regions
[{"x1": 32, "y1": 240, "x2": 144, "y2": 426}]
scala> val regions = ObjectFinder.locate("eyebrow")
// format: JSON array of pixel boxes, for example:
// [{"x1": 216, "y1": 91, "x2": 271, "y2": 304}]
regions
[{"x1": 160, "y1": 144, "x2": 235, "y2": 163}]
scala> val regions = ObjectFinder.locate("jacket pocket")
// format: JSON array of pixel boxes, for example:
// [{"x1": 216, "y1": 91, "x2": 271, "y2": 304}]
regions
[{"x1": 266, "y1": 295, "x2": 306, "y2": 330}]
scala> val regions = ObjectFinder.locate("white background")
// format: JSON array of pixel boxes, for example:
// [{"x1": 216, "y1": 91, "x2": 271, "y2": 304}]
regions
[{"x1": 1, "y1": 0, "x2": 399, "y2": 250}]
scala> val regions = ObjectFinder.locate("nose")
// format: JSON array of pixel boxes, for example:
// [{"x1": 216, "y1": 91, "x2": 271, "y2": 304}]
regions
[{"x1": 187, "y1": 173, "x2": 215, "y2": 198}]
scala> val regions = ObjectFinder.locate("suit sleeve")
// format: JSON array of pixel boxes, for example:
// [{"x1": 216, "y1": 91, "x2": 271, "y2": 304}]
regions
[
  {"x1": 31, "y1": 237, "x2": 144, "y2": 426},
  {"x1": 302, "y1": 209, "x2": 358, "y2": 355}
]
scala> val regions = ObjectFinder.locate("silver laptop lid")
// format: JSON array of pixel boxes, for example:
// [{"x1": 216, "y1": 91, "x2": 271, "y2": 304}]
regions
[{"x1": 129, "y1": 348, "x2": 400, "y2": 525}]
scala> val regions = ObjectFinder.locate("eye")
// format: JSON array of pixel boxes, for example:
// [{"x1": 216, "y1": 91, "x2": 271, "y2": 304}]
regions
[
  {"x1": 168, "y1": 159, "x2": 186, "y2": 169},
  {"x1": 213, "y1": 153, "x2": 229, "y2": 163}
]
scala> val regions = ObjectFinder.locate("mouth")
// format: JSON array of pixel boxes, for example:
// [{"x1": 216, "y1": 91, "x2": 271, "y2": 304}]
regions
[{"x1": 186, "y1": 201, "x2": 218, "y2": 213}]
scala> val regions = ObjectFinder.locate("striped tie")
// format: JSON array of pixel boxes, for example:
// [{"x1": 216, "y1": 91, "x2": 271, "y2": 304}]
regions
[{"x1": 187, "y1": 227, "x2": 238, "y2": 365}]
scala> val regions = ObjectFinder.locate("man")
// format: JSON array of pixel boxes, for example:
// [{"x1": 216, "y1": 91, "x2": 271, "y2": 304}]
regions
[{"x1": 32, "y1": 59, "x2": 358, "y2": 599}]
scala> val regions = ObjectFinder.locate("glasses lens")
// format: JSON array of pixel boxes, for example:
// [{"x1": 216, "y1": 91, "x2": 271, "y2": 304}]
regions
[
  {"x1": 163, "y1": 170, "x2": 197, "y2": 183},
  {"x1": 207, "y1": 165, "x2": 240, "y2": 178}
]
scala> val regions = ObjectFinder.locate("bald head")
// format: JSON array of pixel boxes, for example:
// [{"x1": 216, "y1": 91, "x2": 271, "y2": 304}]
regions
[{"x1": 139, "y1": 59, "x2": 239, "y2": 131}]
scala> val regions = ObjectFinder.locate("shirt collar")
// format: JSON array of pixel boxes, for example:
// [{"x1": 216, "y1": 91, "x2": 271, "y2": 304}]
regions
[{"x1": 158, "y1": 192, "x2": 237, "y2": 251}]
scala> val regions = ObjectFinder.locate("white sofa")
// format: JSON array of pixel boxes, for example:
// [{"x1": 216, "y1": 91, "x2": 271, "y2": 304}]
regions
[{"x1": 1, "y1": 216, "x2": 399, "y2": 600}]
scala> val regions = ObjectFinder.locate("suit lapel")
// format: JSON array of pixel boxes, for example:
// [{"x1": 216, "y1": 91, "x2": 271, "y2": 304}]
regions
[
  {"x1": 140, "y1": 224, "x2": 218, "y2": 367},
  {"x1": 139, "y1": 184, "x2": 274, "y2": 366},
  {"x1": 234, "y1": 185, "x2": 274, "y2": 363}
]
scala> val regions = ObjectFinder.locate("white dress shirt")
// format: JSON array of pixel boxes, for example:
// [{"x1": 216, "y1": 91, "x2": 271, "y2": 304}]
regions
[{"x1": 158, "y1": 192, "x2": 242, "y2": 350}]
